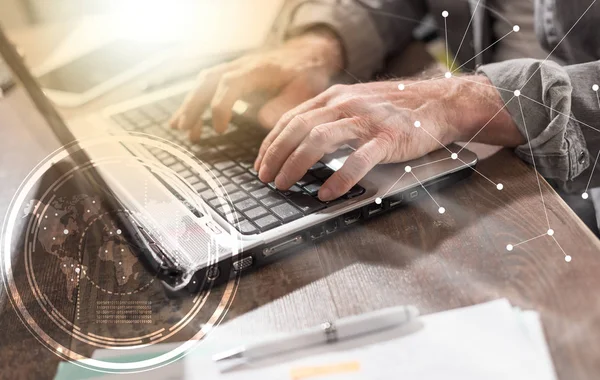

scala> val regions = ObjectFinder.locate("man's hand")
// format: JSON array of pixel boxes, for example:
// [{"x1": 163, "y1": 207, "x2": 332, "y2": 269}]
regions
[
  {"x1": 255, "y1": 75, "x2": 524, "y2": 201},
  {"x1": 170, "y1": 29, "x2": 343, "y2": 142}
]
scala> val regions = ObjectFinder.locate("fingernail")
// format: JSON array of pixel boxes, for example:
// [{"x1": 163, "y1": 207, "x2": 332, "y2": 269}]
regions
[
  {"x1": 318, "y1": 187, "x2": 332, "y2": 201},
  {"x1": 274, "y1": 173, "x2": 287, "y2": 189},
  {"x1": 258, "y1": 165, "x2": 271, "y2": 182}
]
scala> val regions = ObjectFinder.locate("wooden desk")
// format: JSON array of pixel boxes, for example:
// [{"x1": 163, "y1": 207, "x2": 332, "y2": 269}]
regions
[{"x1": 2, "y1": 23, "x2": 600, "y2": 380}]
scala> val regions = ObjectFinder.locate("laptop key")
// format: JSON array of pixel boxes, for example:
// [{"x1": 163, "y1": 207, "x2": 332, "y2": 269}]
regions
[
  {"x1": 250, "y1": 187, "x2": 272, "y2": 199},
  {"x1": 243, "y1": 206, "x2": 269, "y2": 220},
  {"x1": 254, "y1": 214, "x2": 281, "y2": 231},
  {"x1": 235, "y1": 197, "x2": 259, "y2": 212},
  {"x1": 200, "y1": 188, "x2": 217, "y2": 201},
  {"x1": 260, "y1": 192, "x2": 285, "y2": 207},
  {"x1": 242, "y1": 179, "x2": 265, "y2": 192},
  {"x1": 296, "y1": 174, "x2": 317, "y2": 187},
  {"x1": 222, "y1": 166, "x2": 245, "y2": 178},
  {"x1": 193, "y1": 181, "x2": 208, "y2": 192},
  {"x1": 303, "y1": 183, "x2": 322, "y2": 197},
  {"x1": 289, "y1": 193, "x2": 326, "y2": 214},
  {"x1": 271, "y1": 203, "x2": 302, "y2": 223},
  {"x1": 312, "y1": 167, "x2": 335, "y2": 180},
  {"x1": 309, "y1": 162, "x2": 325, "y2": 171},
  {"x1": 281, "y1": 184, "x2": 303, "y2": 197},
  {"x1": 344, "y1": 185, "x2": 366, "y2": 199},
  {"x1": 231, "y1": 172, "x2": 255, "y2": 184},
  {"x1": 213, "y1": 160, "x2": 237, "y2": 171},
  {"x1": 237, "y1": 219, "x2": 258, "y2": 235},
  {"x1": 227, "y1": 191, "x2": 249, "y2": 203}
]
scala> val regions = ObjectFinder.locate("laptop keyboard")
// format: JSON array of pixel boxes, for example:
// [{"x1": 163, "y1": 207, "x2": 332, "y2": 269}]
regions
[{"x1": 110, "y1": 93, "x2": 365, "y2": 235}]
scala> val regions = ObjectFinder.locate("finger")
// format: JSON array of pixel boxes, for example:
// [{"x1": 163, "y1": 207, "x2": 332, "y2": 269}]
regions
[
  {"x1": 274, "y1": 118, "x2": 359, "y2": 189},
  {"x1": 169, "y1": 62, "x2": 238, "y2": 131},
  {"x1": 258, "y1": 106, "x2": 341, "y2": 183},
  {"x1": 257, "y1": 77, "x2": 317, "y2": 129},
  {"x1": 211, "y1": 64, "x2": 288, "y2": 134},
  {"x1": 254, "y1": 94, "x2": 327, "y2": 171},
  {"x1": 318, "y1": 139, "x2": 387, "y2": 201}
]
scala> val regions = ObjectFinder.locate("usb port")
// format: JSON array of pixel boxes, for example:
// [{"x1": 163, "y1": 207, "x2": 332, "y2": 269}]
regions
[
  {"x1": 310, "y1": 226, "x2": 325, "y2": 240},
  {"x1": 343, "y1": 210, "x2": 362, "y2": 226},
  {"x1": 389, "y1": 195, "x2": 403, "y2": 208},
  {"x1": 367, "y1": 203, "x2": 383, "y2": 216},
  {"x1": 325, "y1": 220, "x2": 338, "y2": 234}
]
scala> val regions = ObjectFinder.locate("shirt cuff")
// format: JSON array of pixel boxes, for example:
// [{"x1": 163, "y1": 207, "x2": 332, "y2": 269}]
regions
[
  {"x1": 477, "y1": 59, "x2": 589, "y2": 185},
  {"x1": 283, "y1": 0, "x2": 385, "y2": 81}
]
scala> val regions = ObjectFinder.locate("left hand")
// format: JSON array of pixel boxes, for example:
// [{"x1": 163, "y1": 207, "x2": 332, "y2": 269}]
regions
[{"x1": 254, "y1": 75, "x2": 523, "y2": 201}]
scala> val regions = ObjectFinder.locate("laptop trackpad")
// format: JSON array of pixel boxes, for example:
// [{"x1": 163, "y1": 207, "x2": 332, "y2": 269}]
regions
[{"x1": 322, "y1": 145, "x2": 355, "y2": 171}]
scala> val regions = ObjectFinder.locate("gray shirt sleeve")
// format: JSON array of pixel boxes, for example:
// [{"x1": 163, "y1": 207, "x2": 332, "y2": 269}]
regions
[
  {"x1": 478, "y1": 59, "x2": 600, "y2": 192},
  {"x1": 283, "y1": 0, "x2": 427, "y2": 80}
]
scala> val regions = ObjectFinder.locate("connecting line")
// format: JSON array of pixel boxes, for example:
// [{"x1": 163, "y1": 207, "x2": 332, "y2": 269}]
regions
[
  {"x1": 411, "y1": 156, "x2": 452, "y2": 169},
  {"x1": 457, "y1": 96, "x2": 516, "y2": 154},
  {"x1": 450, "y1": 0, "x2": 482, "y2": 69},
  {"x1": 457, "y1": 157, "x2": 498, "y2": 186},
  {"x1": 518, "y1": 0, "x2": 597, "y2": 91},
  {"x1": 551, "y1": 235, "x2": 570, "y2": 259},
  {"x1": 596, "y1": 91, "x2": 600, "y2": 109},
  {"x1": 418, "y1": 125, "x2": 454, "y2": 155},
  {"x1": 444, "y1": 16, "x2": 449, "y2": 69},
  {"x1": 453, "y1": 30, "x2": 513, "y2": 73},
  {"x1": 517, "y1": 97, "x2": 551, "y2": 229},
  {"x1": 520, "y1": 94, "x2": 600, "y2": 134},
  {"x1": 410, "y1": 171, "x2": 443, "y2": 211},
  {"x1": 452, "y1": 75, "x2": 515, "y2": 93},
  {"x1": 511, "y1": 232, "x2": 548, "y2": 248},
  {"x1": 402, "y1": 75, "x2": 446, "y2": 88},
  {"x1": 381, "y1": 172, "x2": 407, "y2": 198},
  {"x1": 584, "y1": 149, "x2": 600, "y2": 194}
]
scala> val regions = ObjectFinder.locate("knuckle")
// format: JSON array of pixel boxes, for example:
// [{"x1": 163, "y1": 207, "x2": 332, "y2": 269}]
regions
[
  {"x1": 328, "y1": 84, "x2": 347, "y2": 94},
  {"x1": 309, "y1": 125, "x2": 333, "y2": 143},
  {"x1": 352, "y1": 150, "x2": 373, "y2": 168}
]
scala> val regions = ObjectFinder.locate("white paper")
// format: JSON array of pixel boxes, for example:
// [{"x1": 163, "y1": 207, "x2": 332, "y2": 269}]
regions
[{"x1": 184, "y1": 299, "x2": 557, "y2": 380}]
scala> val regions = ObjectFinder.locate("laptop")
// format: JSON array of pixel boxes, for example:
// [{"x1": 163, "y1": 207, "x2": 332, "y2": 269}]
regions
[{"x1": 0, "y1": 27, "x2": 478, "y2": 295}]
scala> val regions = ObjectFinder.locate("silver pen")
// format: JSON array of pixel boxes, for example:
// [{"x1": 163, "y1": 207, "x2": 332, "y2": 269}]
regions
[{"x1": 212, "y1": 305, "x2": 419, "y2": 363}]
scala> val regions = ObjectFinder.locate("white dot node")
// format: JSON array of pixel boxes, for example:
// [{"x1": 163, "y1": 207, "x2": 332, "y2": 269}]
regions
[
  {"x1": 122, "y1": 276, "x2": 126, "y2": 279},
  {"x1": 92, "y1": 200, "x2": 96, "y2": 204},
  {"x1": 438, "y1": 207, "x2": 446, "y2": 214},
  {"x1": 565, "y1": 255, "x2": 572, "y2": 262},
  {"x1": 414, "y1": 120, "x2": 421, "y2": 128},
  {"x1": 109, "y1": 231, "x2": 113, "y2": 235},
  {"x1": 43, "y1": 227, "x2": 47, "y2": 230},
  {"x1": 496, "y1": 183, "x2": 504, "y2": 190},
  {"x1": 44, "y1": 215, "x2": 47, "y2": 219},
  {"x1": 547, "y1": 229, "x2": 554, "y2": 236},
  {"x1": 582, "y1": 192, "x2": 589, "y2": 199},
  {"x1": 116, "y1": 229, "x2": 122, "y2": 235},
  {"x1": 513, "y1": 25, "x2": 520, "y2": 32},
  {"x1": 405, "y1": 166, "x2": 412, "y2": 173},
  {"x1": 87, "y1": 209, "x2": 90, "y2": 213},
  {"x1": 75, "y1": 268, "x2": 80, "y2": 274},
  {"x1": 105, "y1": 249, "x2": 108, "y2": 253},
  {"x1": 54, "y1": 213, "x2": 58, "y2": 217},
  {"x1": 70, "y1": 264, "x2": 73, "y2": 267},
  {"x1": 442, "y1": 10, "x2": 449, "y2": 18},
  {"x1": 451, "y1": 153, "x2": 458, "y2": 160},
  {"x1": 375, "y1": 197, "x2": 382, "y2": 205},
  {"x1": 71, "y1": 279, "x2": 74, "y2": 282},
  {"x1": 52, "y1": 237, "x2": 56, "y2": 240},
  {"x1": 119, "y1": 261, "x2": 122, "y2": 265},
  {"x1": 506, "y1": 244, "x2": 514, "y2": 251},
  {"x1": 63, "y1": 229, "x2": 69, "y2": 235},
  {"x1": 445, "y1": 72, "x2": 452, "y2": 79},
  {"x1": 593, "y1": 84, "x2": 599, "y2": 92},
  {"x1": 398, "y1": 83, "x2": 405, "y2": 91},
  {"x1": 121, "y1": 248, "x2": 124, "y2": 252},
  {"x1": 514, "y1": 90, "x2": 521, "y2": 97}
]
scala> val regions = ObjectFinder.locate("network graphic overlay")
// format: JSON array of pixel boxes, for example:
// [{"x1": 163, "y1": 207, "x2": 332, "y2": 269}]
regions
[
  {"x1": 360, "y1": 0, "x2": 598, "y2": 263},
  {"x1": 0, "y1": 133, "x2": 243, "y2": 373}
]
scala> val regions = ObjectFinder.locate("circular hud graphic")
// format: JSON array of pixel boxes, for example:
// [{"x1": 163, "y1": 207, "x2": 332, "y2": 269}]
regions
[{"x1": 1, "y1": 133, "x2": 241, "y2": 373}]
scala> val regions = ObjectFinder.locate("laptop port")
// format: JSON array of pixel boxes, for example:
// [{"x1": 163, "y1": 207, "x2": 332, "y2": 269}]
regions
[
  {"x1": 263, "y1": 235, "x2": 304, "y2": 257},
  {"x1": 325, "y1": 220, "x2": 338, "y2": 234},
  {"x1": 388, "y1": 195, "x2": 403, "y2": 208},
  {"x1": 367, "y1": 203, "x2": 384, "y2": 216},
  {"x1": 310, "y1": 226, "x2": 326, "y2": 240},
  {"x1": 232, "y1": 256, "x2": 253, "y2": 271},
  {"x1": 343, "y1": 210, "x2": 362, "y2": 226}
]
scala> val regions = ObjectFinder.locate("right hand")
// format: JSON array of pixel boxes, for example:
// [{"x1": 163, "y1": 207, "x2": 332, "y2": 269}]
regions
[{"x1": 169, "y1": 29, "x2": 344, "y2": 142}]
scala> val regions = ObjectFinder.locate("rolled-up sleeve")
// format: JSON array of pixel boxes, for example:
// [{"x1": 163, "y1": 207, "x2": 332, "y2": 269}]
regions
[
  {"x1": 478, "y1": 59, "x2": 600, "y2": 191},
  {"x1": 281, "y1": 0, "x2": 427, "y2": 81}
]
